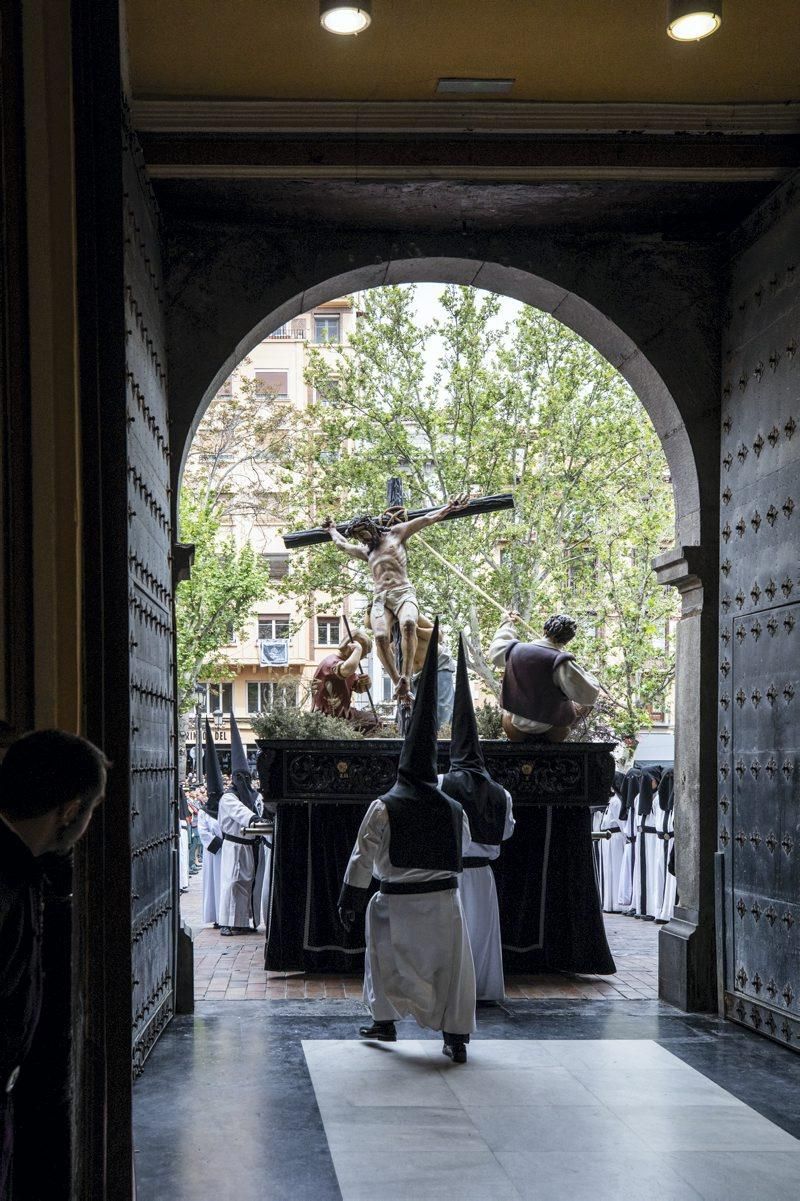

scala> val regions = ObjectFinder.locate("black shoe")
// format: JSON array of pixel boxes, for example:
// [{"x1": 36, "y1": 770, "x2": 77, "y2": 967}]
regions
[
  {"x1": 442, "y1": 1042, "x2": 468, "y2": 1064},
  {"x1": 233, "y1": 926, "x2": 258, "y2": 934},
  {"x1": 358, "y1": 1021, "x2": 397, "y2": 1042},
  {"x1": 219, "y1": 926, "x2": 234, "y2": 936}
]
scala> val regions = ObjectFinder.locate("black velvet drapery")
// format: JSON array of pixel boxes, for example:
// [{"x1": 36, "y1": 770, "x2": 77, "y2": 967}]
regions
[{"x1": 265, "y1": 800, "x2": 614, "y2": 976}]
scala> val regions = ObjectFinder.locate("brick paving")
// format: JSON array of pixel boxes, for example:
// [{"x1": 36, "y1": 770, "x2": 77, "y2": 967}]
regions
[{"x1": 181, "y1": 865, "x2": 659, "y2": 1002}]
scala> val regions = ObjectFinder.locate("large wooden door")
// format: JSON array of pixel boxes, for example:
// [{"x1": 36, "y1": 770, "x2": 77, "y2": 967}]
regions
[
  {"x1": 719, "y1": 185, "x2": 800, "y2": 1047},
  {"x1": 122, "y1": 107, "x2": 177, "y2": 1076}
]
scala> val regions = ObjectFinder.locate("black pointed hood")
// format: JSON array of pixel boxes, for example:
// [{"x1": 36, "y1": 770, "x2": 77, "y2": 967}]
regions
[
  {"x1": 448, "y1": 634, "x2": 484, "y2": 772},
  {"x1": 395, "y1": 615, "x2": 441, "y2": 794},
  {"x1": 380, "y1": 618, "x2": 463, "y2": 871},
  {"x1": 228, "y1": 713, "x2": 259, "y2": 811},
  {"x1": 204, "y1": 720, "x2": 224, "y2": 816},
  {"x1": 440, "y1": 635, "x2": 508, "y2": 845}
]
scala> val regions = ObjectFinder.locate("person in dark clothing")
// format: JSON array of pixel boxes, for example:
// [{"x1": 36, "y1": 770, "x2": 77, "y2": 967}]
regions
[{"x1": 0, "y1": 729, "x2": 107, "y2": 1200}]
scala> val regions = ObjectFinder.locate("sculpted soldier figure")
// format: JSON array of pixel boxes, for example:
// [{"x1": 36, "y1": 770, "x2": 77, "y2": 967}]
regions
[{"x1": 323, "y1": 494, "x2": 469, "y2": 702}]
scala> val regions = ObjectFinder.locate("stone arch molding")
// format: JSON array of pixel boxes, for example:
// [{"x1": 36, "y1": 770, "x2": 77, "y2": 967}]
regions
[{"x1": 175, "y1": 256, "x2": 703, "y2": 552}]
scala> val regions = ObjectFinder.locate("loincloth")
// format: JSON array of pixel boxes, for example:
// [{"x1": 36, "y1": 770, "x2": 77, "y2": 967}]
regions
[{"x1": 371, "y1": 583, "x2": 419, "y2": 623}]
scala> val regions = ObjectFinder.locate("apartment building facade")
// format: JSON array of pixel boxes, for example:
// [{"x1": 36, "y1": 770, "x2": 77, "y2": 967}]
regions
[{"x1": 185, "y1": 297, "x2": 392, "y2": 772}]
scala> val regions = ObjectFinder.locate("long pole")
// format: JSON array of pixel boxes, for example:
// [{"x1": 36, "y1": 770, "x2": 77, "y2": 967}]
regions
[
  {"x1": 415, "y1": 534, "x2": 626, "y2": 713},
  {"x1": 342, "y1": 613, "x2": 380, "y2": 725},
  {"x1": 415, "y1": 534, "x2": 536, "y2": 633}
]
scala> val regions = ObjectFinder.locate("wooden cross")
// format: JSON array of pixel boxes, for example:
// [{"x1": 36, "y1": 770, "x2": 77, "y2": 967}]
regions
[{"x1": 282, "y1": 487, "x2": 514, "y2": 549}]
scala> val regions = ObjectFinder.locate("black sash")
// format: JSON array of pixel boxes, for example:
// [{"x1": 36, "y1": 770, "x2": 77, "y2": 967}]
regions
[
  {"x1": 380, "y1": 877, "x2": 457, "y2": 895},
  {"x1": 463, "y1": 856, "x2": 492, "y2": 869},
  {"x1": 223, "y1": 832, "x2": 257, "y2": 846}
]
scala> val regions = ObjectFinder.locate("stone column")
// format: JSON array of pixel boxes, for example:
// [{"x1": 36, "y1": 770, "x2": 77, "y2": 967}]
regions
[{"x1": 654, "y1": 545, "x2": 718, "y2": 1011}]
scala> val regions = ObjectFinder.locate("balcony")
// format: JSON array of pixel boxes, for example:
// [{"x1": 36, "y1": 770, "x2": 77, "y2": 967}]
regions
[{"x1": 267, "y1": 322, "x2": 307, "y2": 340}]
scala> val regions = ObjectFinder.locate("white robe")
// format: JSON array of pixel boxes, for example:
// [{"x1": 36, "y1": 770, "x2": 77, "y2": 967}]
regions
[
  {"x1": 179, "y1": 820, "x2": 190, "y2": 891},
  {"x1": 616, "y1": 794, "x2": 636, "y2": 911},
  {"x1": 452, "y1": 787, "x2": 515, "y2": 1003},
  {"x1": 632, "y1": 793, "x2": 663, "y2": 919},
  {"x1": 598, "y1": 795, "x2": 625, "y2": 913},
  {"x1": 218, "y1": 789, "x2": 263, "y2": 928},
  {"x1": 657, "y1": 804, "x2": 677, "y2": 923},
  {"x1": 198, "y1": 808, "x2": 223, "y2": 925},
  {"x1": 344, "y1": 799, "x2": 476, "y2": 1035},
  {"x1": 592, "y1": 807, "x2": 603, "y2": 884}
]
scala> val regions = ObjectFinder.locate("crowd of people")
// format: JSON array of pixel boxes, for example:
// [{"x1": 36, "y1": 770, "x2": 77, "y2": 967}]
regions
[
  {"x1": 181, "y1": 715, "x2": 274, "y2": 936},
  {"x1": 593, "y1": 765, "x2": 676, "y2": 923}
]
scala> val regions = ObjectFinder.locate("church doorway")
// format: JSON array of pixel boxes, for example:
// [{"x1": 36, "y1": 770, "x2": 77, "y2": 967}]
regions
[{"x1": 173, "y1": 273, "x2": 702, "y2": 1014}]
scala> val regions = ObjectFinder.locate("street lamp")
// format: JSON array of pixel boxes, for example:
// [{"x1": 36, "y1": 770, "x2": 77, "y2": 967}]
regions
[{"x1": 194, "y1": 683, "x2": 206, "y2": 785}]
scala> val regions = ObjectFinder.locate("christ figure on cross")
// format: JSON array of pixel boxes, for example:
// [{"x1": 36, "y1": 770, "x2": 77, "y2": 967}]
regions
[{"x1": 322, "y1": 493, "x2": 469, "y2": 703}]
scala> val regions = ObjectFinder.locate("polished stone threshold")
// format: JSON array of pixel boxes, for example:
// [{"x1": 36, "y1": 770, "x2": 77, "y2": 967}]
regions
[{"x1": 133, "y1": 1000, "x2": 800, "y2": 1201}]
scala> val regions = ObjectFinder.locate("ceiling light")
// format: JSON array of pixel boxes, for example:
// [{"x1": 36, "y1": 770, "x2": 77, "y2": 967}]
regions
[
  {"x1": 320, "y1": 1, "x2": 372, "y2": 35},
  {"x1": 667, "y1": 2, "x2": 722, "y2": 41}
]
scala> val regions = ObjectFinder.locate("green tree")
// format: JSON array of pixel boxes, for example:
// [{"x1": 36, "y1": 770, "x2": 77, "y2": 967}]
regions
[
  {"x1": 175, "y1": 492, "x2": 271, "y2": 714},
  {"x1": 275, "y1": 285, "x2": 678, "y2": 740}
]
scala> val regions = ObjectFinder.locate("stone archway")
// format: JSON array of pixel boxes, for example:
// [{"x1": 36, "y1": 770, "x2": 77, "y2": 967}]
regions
[{"x1": 168, "y1": 244, "x2": 719, "y2": 1011}]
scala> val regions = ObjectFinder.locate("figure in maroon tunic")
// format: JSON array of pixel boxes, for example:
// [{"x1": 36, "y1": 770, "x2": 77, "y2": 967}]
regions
[{"x1": 310, "y1": 628, "x2": 377, "y2": 729}]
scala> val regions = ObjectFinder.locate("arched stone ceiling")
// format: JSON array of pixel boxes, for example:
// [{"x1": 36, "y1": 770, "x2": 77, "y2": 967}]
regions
[{"x1": 127, "y1": 0, "x2": 800, "y2": 104}]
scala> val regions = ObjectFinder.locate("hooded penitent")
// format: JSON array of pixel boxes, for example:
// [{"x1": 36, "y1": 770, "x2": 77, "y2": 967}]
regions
[
  {"x1": 204, "y1": 720, "x2": 224, "y2": 817},
  {"x1": 228, "y1": 713, "x2": 259, "y2": 812},
  {"x1": 380, "y1": 617, "x2": 463, "y2": 872},
  {"x1": 440, "y1": 635, "x2": 507, "y2": 845}
]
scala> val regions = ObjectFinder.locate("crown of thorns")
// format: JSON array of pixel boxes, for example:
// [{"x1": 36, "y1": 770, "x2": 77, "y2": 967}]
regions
[{"x1": 343, "y1": 514, "x2": 385, "y2": 540}]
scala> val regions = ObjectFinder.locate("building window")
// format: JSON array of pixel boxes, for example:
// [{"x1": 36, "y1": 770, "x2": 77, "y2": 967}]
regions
[
  {"x1": 247, "y1": 680, "x2": 299, "y2": 712},
  {"x1": 254, "y1": 370, "x2": 289, "y2": 399},
  {"x1": 312, "y1": 379, "x2": 339, "y2": 405},
  {"x1": 313, "y1": 315, "x2": 340, "y2": 344},
  {"x1": 263, "y1": 553, "x2": 289, "y2": 580},
  {"x1": 317, "y1": 616, "x2": 340, "y2": 646},
  {"x1": 196, "y1": 682, "x2": 233, "y2": 713},
  {"x1": 258, "y1": 615, "x2": 290, "y2": 640},
  {"x1": 381, "y1": 674, "x2": 394, "y2": 703}
]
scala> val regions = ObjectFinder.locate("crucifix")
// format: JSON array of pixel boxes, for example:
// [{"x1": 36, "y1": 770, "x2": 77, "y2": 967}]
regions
[{"x1": 284, "y1": 483, "x2": 514, "y2": 709}]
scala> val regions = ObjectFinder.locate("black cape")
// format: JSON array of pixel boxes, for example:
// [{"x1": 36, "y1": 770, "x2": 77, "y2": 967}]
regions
[{"x1": 381, "y1": 618, "x2": 463, "y2": 873}]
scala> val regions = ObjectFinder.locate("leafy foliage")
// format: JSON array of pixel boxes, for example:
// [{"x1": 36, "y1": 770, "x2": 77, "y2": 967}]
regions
[
  {"x1": 175, "y1": 492, "x2": 271, "y2": 713},
  {"x1": 250, "y1": 705, "x2": 366, "y2": 741},
  {"x1": 273, "y1": 285, "x2": 678, "y2": 741},
  {"x1": 473, "y1": 702, "x2": 504, "y2": 739}
]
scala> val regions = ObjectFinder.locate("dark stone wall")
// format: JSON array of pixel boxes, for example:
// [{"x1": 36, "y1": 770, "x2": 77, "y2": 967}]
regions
[{"x1": 717, "y1": 175, "x2": 800, "y2": 1046}]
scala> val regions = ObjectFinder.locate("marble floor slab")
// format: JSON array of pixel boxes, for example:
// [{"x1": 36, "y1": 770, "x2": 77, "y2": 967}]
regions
[{"x1": 303, "y1": 1038, "x2": 800, "y2": 1201}]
